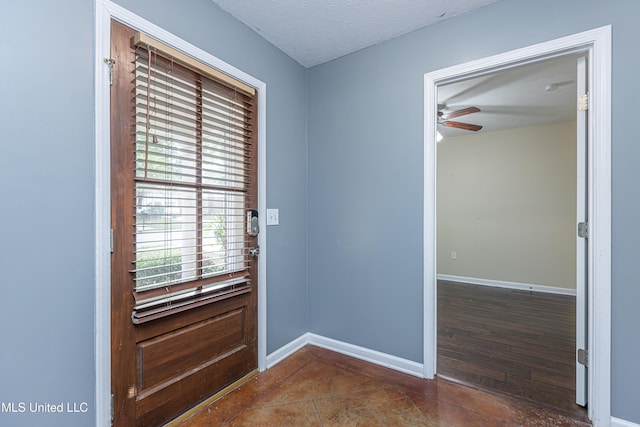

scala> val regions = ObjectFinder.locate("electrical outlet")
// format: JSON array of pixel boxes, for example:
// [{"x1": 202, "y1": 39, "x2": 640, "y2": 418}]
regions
[{"x1": 451, "y1": 251, "x2": 457, "y2": 260}]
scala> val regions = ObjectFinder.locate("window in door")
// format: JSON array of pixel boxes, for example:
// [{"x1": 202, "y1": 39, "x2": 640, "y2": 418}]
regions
[{"x1": 130, "y1": 36, "x2": 256, "y2": 323}]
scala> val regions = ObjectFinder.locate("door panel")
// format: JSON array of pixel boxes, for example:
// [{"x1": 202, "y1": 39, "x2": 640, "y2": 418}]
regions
[
  {"x1": 110, "y1": 20, "x2": 258, "y2": 426},
  {"x1": 136, "y1": 307, "x2": 248, "y2": 393},
  {"x1": 135, "y1": 301, "x2": 254, "y2": 426},
  {"x1": 137, "y1": 308, "x2": 247, "y2": 392}
]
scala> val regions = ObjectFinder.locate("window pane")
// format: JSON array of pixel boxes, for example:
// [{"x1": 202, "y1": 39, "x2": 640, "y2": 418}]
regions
[
  {"x1": 201, "y1": 93, "x2": 247, "y2": 189},
  {"x1": 135, "y1": 60, "x2": 198, "y2": 184},
  {"x1": 134, "y1": 184, "x2": 197, "y2": 290},
  {"x1": 201, "y1": 190, "x2": 246, "y2": 277}
]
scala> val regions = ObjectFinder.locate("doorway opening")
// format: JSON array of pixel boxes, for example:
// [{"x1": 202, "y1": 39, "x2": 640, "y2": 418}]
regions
[
  {"x1": 435, "y1": 53, "x2": 585, "y2": 416},
  {"x1": 423, "y1": 26, "x2": 611, "y2": 424}
]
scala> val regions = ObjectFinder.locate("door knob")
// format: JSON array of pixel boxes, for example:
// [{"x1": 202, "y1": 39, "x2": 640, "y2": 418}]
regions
[{"x1": 248, "y1": 246, "x2": 260, "y2": 258}]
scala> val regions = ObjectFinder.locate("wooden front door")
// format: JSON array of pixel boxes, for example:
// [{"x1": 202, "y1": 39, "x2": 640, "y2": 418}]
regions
[{"x1": 110, "y1": 20, "x2": 259, "y2": 426}]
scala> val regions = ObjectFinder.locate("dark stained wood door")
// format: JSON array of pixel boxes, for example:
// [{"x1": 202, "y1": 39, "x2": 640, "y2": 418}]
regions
[{"x1": 110, "y1": 20, "x2": 258, "y2": 426}]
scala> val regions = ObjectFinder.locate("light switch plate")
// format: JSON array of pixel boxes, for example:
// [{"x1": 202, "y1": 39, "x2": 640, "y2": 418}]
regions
[{"x1": 266, "y1": 209, "x2": 279, "y2": 226}]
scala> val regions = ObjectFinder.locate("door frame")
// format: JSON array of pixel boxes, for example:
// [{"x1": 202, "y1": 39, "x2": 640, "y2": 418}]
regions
[
  {"x1": 423, "y1": 26, "x2": 611, "y2": 424},
  {"x1": 94, "y1": 1, "x2": 268, "y2": 425}
]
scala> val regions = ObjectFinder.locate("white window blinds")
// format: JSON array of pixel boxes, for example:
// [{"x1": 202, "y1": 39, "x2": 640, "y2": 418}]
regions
[{"x1": 130, "y1": 34, "x2": 257, "y2": 323}]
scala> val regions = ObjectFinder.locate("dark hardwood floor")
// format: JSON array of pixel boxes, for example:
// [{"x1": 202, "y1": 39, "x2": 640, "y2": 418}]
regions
[{"x1": 437, "y1": 280, "x2": 587, "y2": 419}]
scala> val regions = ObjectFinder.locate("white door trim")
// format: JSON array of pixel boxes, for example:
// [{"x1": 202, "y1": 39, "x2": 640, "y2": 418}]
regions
[
  {"x1": 94, "y1": 1, "x2": 268, "y2": 425},
  {"x1": 575, "y1": 54, "x2": 588, "y2": 406},
  {"x1": 423, "y1": 26, "x2": 611, "y2": 425}
]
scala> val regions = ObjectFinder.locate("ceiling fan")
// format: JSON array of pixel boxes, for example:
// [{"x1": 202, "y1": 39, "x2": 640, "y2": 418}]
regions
[{"x1": 437, "y1": 105, "x2": 483, "y2": 132}]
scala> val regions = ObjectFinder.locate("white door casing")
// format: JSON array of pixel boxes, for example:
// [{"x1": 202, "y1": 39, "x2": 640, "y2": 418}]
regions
[
  {"x1": 424, "y1": 26, "x2": 611, "y2": 425},
  {"x1": 576, "y1": 55, "x2": 588, "y2": 407}
]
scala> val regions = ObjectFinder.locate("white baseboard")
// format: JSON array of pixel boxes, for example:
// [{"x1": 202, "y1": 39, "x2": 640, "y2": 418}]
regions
[
  {"x1": 612, "y1": 417, "x2": 640, "y2": 427},
  {"x1": 266, "y1": 333, "x2": 310, "y2": 369},
  {"x1": 307, "y1": 333, "x2": 424, "y2": 377},
  {"x1": 437, "y1": 274, "x2": 576, "y2": 296},
  {"x1": 266, "y1": 333, "x2": 424, "y2": 378}
]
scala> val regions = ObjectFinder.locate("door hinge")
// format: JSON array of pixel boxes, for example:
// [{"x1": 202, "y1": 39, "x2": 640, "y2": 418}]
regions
[
  {"x1": 578, "y1": 348, "x2": 589, "y2": 367},
  {"x1": 578, "y1": 222, "x2": 589, "y2": 239},
  {"x1": 110, "y1": 228, "x2": 114, "y2": 253},
  {"x1": 578, "y1": 92, "x2": 589, "y2": 112},
  {"x1": 110, "y1": 393, "x2": 114, "y2": 424},
  {"x1": 104, "y1": 58, "x2": 116, "y2": 86}
]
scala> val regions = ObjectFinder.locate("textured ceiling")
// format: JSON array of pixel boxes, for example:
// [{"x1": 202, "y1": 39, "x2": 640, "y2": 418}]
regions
[
  {"x1": 210, "y1": 0, "x2": 576, "y2": 134},
  {"x1": 211, "y1": 0, "x2": 501, "y2": 68},
  {"x1": 438, "y1": 54, "x2": 581, "y2": 137}
]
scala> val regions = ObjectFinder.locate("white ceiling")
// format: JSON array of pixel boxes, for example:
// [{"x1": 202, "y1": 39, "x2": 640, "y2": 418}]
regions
[
  {"x1": 438, "y1": 54, "x2": 581, "y2": 137},
  {"x1": 211, "y1": 0, "x2": 501, "y2": 68}
]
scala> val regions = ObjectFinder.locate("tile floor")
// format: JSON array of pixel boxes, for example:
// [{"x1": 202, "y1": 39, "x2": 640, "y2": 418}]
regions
[{"x1": 177, "y1": 345, "x2": 591, "y2": 426}]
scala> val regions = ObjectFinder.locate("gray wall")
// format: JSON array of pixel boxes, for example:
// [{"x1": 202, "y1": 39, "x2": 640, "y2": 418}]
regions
[
  {"x1": 0, "y1": 1, "x2": 95, "y2": 426},
  {"x1": 0, "y1": 1, "x2": 308, "y2": 426},
  {"x1": 308, "y1": 0, "x2": 640, "y2": 422}
]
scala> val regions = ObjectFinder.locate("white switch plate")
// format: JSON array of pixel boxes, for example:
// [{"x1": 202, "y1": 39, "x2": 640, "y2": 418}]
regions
[
  {"x1": 266, "y1": 209, "x2": 279, "y2": 226},
  {"x1": 451, "y1": 251, "x2": 457, "y2": 260}
]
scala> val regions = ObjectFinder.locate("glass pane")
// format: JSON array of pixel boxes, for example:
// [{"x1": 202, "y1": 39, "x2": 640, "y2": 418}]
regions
[
  {"x1": 134, "y1": 184, "x2": 197, "y2": 290},
  {"x1": 135, "y1": 61, "x2": 198, "y2": 184},
  {"x1": 201, "y1": 190, "x2": 246, "y2": 277},
  {"x1": 201, "y1": 95, "x2": 247, "y2": 189}
]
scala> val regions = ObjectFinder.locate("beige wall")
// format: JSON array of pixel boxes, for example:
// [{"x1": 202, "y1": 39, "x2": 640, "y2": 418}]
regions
[{"x1": 437, "y1": 121, "x2": 577, "y2": 290}]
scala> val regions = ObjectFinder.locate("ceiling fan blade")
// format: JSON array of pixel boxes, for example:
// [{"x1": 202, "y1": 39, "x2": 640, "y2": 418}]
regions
[
  {"x1": 443, "y1": 121, "x2": 483, "y2": 132},
  {"x1": 441, "y1": 106, "x2": 481, "y2": 120}
]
